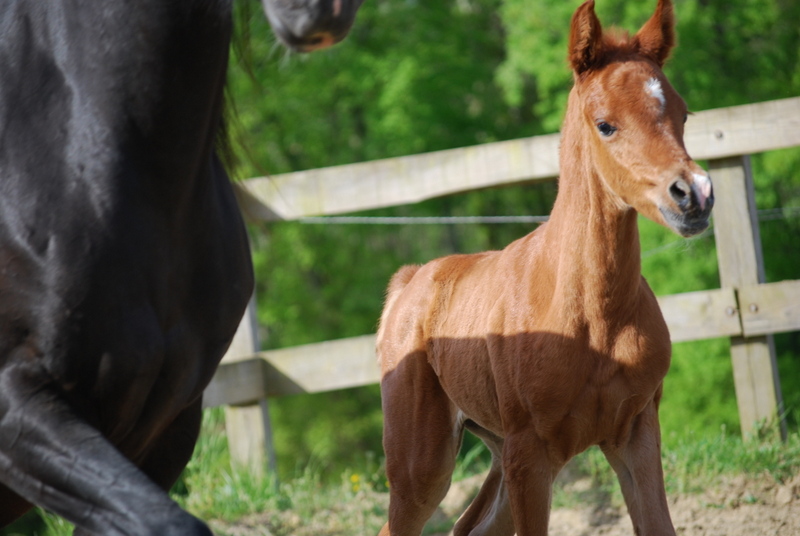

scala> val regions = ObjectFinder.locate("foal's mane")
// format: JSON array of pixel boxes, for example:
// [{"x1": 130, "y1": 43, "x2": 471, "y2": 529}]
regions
[
  {"x1": 572, "y1": 29, "x2": 672, "y2": 78},
  {"x1": 569, "y1": 0, "x2": 676, "y2": 76},
  {"x1": 603, "y1": 28, "x2": 648, "y2": 57}
]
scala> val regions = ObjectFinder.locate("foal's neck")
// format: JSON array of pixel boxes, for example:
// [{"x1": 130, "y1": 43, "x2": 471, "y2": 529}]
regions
[{"x1": 544, "y1": 97, "x2": 643, "y2": 326}]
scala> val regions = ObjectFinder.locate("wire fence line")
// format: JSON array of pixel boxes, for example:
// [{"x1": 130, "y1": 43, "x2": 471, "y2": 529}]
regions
[
  {"x1": 298, "y1": 215, "x2": 551, "y2": 225},
  {"x1": 757, "y1": 206, "x2": 800, "y2": 221},
  {"x1": 296, "y1": 207, "x2": 799, "y2": 259},
  {"x1": 298, "y1": 206, "x2": 800, "y2": 226}
]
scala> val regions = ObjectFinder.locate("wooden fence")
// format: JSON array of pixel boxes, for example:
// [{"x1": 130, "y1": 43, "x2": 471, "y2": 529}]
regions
[{"x1": 206, "y1": 96, "x2": 800, "y2": 473}]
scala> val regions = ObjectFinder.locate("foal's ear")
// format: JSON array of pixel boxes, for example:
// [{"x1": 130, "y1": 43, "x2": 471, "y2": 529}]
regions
[
  {"x1": 568, "y1": 0, "x2": 604, "y2": 74},
  {"x1": 633, "y1": 0, "x2": 675, "y2": 67}
]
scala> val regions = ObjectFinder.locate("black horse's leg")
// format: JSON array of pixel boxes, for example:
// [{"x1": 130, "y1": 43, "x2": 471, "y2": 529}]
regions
[
  {"x1": 0, "y1": 484, "x2": 33, "y2": 527},
  {"x1": 0, "y1": 363, "x2": 211, "y2": 536},
  {"x1": 139, "y1": 398, "x2": 204, "y2": 491},
  {"x1": 71, "y1": 401, "x2": 205, "y2": 536}
]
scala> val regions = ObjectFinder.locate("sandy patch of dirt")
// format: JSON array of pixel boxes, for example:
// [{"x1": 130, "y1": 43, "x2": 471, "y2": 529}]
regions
[
  {"x1": 436, "y1": 470, "x2": 800, "y2": 536},
  {"x1": 210, "y1": 470, "x2": 800, "y2": 535},
  {"x1": 547, "y1": 473, "x2": 800, "y2": 536}
]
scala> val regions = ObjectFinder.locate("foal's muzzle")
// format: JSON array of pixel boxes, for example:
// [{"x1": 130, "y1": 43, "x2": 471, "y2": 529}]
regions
[{"x1": 661, "y1": 173, "x2": 714, "y2": 237}]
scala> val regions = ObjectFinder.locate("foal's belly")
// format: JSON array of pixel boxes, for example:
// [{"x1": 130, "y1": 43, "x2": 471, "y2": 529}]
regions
[
  {"x1": 428, "y1": 337, "x2": 504, "y2": 436},
  {"x1": 429, "y1": 330, "x2": 666, "y2": 458}
]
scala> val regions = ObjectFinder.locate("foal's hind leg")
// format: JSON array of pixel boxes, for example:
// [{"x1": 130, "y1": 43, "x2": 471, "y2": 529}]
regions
[
  {"x1": 452, "y1": 427, "x2": 514, "y2": 536},
  {"x1": 379, "y1": 350, "x2": 462, "y2": 536}
]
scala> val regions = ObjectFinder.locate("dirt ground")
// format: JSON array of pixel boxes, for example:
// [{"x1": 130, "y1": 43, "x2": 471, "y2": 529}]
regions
[
  {"x1": 439, "y1": 469, "x2": 800, "y2": 536},
  {"x1": 212, "y1": 470, "x2": 800, "y2": 536},
  {"x1": 547, "y1": 473, "x2": 800, "y2": 536}
]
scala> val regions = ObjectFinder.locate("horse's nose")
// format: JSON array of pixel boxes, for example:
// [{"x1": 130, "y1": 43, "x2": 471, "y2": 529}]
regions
[
  {"x1": 669, "y1": 173, "x2": 714, "y2": 214},
  {"x1": 298, "y1": 31, "x2": 337, "y2": 51}
]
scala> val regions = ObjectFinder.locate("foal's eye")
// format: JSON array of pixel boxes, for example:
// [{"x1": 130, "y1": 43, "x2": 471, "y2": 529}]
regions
[
  {"x1": 683, "y1": 113, "x2": 688, "y2": 124},
  {"x1": 596, "y1": 121, "x2": 617, "y2": 137}
]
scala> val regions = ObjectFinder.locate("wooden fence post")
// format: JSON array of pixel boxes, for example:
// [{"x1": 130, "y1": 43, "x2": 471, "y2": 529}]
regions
[
  {"x1": 220, "y1": 296, "x2": 278, "y2": 478},
  {"x1": 709, "y1": 155, "x2": 786, "y2": 439}
]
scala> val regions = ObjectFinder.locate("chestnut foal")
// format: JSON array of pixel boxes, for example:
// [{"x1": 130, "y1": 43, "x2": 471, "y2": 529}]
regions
[{"x1": 376, "y1": 1, "x2": 713, "y2": 535}]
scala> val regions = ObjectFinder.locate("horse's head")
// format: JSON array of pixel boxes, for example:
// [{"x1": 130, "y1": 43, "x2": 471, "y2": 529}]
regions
[
  {"x1": 567, "y1": 0, "x2": 713, "y2": 237},
  {"x1": 261, "y1": 0, "x2": 364, "y2": 52}
]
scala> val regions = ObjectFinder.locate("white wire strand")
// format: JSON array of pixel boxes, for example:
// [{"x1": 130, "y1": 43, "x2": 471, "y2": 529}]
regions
[
  {"x1": 297, "y1": 207, "x2": 800, "y2": 258},
  {"x1": 299, "y1": 215, "x2": 550, "y2": 225}
]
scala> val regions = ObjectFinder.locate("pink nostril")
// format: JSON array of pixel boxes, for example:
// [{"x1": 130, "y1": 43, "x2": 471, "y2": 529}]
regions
[{"x1": 693, "y1": 172, "x2": 712, "y2": 211}]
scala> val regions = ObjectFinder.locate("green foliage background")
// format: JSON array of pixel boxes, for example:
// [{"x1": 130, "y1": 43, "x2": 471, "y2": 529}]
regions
[
  {"x1": 226, "y1": 0, "x2": 800, "y2": 479},
  {"x1": 2, "y1": 2, "x2": 799, "y2": 534}
]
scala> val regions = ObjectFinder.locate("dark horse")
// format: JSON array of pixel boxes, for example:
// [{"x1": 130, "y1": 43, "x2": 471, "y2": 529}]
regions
[{"x1": 0, "y1": 0, "x2": 363, "y2": 534}]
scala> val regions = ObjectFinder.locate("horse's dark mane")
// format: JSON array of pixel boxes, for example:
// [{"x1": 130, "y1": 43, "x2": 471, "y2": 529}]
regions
[
  {"x1": 216, "y1": 91, "x2": 239, "y2": 179},
  {"x1": 216, "y1": 0, "x2": 271, "y2": 181}
]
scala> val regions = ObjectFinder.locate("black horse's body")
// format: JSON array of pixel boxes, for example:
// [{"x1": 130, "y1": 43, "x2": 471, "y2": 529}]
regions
[{"x1": 0, "y1": 0, "x2": 361, "y2": 534}]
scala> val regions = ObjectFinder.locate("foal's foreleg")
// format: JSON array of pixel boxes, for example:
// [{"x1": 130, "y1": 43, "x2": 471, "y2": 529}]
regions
[
  {"x1": 601, "y1": 400, "x2": 675, "y2": 536},
  {"x1": 501, "y1": 431, "x2": 562, "y2": 536},
  {"x1": 379, "y1": 352, "x2": 462, "y2": 536}
]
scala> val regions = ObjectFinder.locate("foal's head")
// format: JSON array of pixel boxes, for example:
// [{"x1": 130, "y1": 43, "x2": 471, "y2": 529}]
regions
[{"x1": 567, "y1": 0, "x2": 713, "y2": 237}]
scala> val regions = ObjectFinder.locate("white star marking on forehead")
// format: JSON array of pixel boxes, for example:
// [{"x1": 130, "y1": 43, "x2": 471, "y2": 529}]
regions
[{"x1": 645, "y1": 77, "x2": 665, "y2": 110}]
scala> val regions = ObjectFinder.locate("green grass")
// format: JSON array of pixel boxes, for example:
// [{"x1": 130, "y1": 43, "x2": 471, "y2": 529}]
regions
[
  {"x1": 663, "y1": 424, "x2": 800, "y2": 494},
  {"x1": 3, "y1": 414, "x2": 799, "y2": 536},
  {"x1": 551, "y1": 421, "x2": 800, "y2": 512},
  {"x1": 174, "y1": 408, "x2": 282, "y2": 521},
  {"x1": 175, "y1": 408, "x2": 389, "y2": 535},
  {"x1": 1, "y1": 509, "x2": 73, "y2": 536}
]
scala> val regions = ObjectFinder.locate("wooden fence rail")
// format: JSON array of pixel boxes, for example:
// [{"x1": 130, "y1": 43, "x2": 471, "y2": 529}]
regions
[
  {"x1": 233, "y1": 97, "x2": 800, "y2": 221},
  {"x1": 205, "y1": 281, "x2": 800, "y2": 408},
  {"x1": 210, "y1": 96, "x2": 800, "y2": 472}
]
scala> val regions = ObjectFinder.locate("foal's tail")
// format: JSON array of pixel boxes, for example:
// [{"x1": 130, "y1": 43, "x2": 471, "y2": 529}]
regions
[
  {"x1": 387, "y1": 264, "x2": 420, "y2": 297},
  {"x1": 376, "y1": 265, "x2": 421, "y2": 365},
  {"x1": 384, "y1": 264, "x2": 420, "y2": 315}
]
